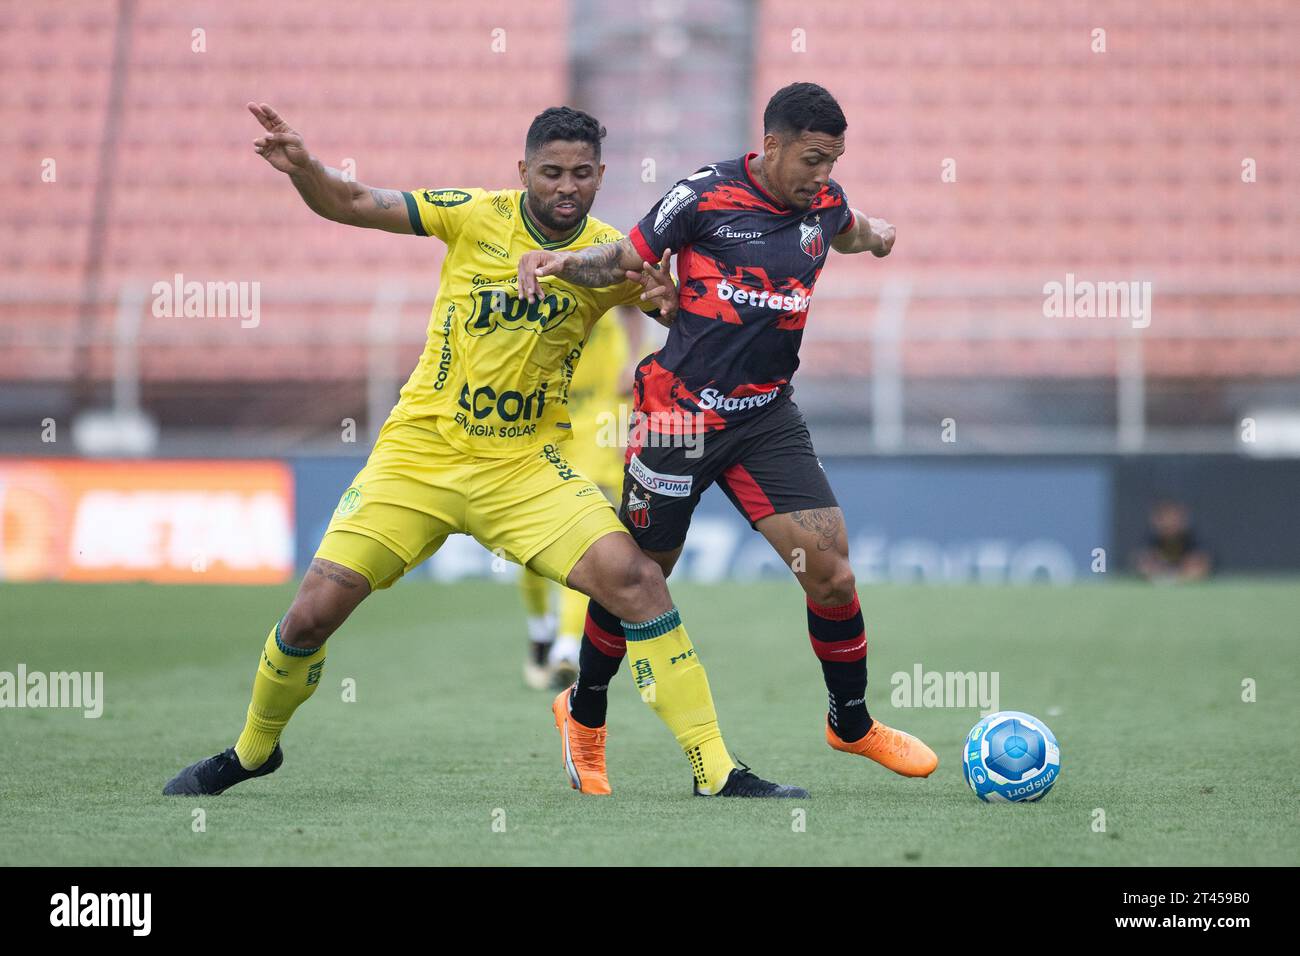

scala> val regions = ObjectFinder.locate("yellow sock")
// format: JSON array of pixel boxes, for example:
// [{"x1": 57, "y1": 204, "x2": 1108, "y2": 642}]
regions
[
  {"x1": 623, "y1": 608, "x2": 736, "y2": 794},
  {"x1": 519, "y1": 567, "x2": 552, "y2": 618},
  {"x1": 234, "y1": 622, "x2": 327, "y2": 770},
  {"x1": 558, "y1": 583, "x2": 587, "y2": 643}
]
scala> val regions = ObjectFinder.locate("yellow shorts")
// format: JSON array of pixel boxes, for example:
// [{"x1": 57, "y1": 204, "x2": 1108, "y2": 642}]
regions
[{"x1": 315, "y1": 416, "x2": 627, "y2": 590}]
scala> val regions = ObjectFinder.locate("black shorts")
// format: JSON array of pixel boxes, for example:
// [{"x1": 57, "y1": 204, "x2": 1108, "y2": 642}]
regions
[{"x1": 618, "y1": 395, "x2": 839, "y2": 553}]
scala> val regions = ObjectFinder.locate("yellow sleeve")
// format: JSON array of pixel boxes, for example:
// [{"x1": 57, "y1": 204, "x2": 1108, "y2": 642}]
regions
[
  {"x1": 605, "y1": 277, "x2": 654, "y2": 313},
  {"x1": 402, "y1": 187, "x2": 487, "y2": 243}
]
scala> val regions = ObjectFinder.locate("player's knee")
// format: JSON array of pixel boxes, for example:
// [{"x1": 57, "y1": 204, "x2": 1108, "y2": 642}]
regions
[
  {"x1": 609, "y1": 552, "x2": 669, "y2": 618},
  {"x1": 645, "y1": 547, "x2": 682, "y2": 579},
  {"x1": 627, "y1": 551, "x2": 668, "y2": 599},
  {"x1": 805, "y1": 563, "x2": 857, "y2": 607},
  {"x1": 280, "y1": 600, "x2": 344, "y2": 648}
]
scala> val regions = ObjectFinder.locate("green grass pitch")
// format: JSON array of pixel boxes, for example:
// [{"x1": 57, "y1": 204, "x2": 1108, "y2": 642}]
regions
[{"x1": 2, "y1": 578, "x2": 1296, "y2": 866}]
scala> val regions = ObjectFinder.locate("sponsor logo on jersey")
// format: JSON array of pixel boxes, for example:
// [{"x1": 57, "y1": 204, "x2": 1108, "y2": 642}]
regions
[
  {"x1": 697, "y1": 386, "x2": 781, "y2": 413},
  {"x1": 628, "y1": 454, "x2": 693, "y2": 498},
  {"x1": 452, "y1": 414, "x2": 539, "y2": 441},
  {"x1": 654, "y1": 183, "x2": 695, "y2": 234},
  {"x1": 591, "y1": 232, "x2": 619, "y2": 244},
  {"x1": 715, "y1": 278, "x2": 812, "y2": 313},
  {"x1": 466, "y1": 285, "x2": 578, "y2": 336},
  {"x1": 433, "y1": 304, "x2": 453, "y2": 390},
  {"x1": 489, "y1": 193, "x2": 513, "y2": 219},
  {"x1": 477, "y1": 239, "x2": 509, "y2": 260},
  {"x1": 799, "y1": 216, "x2": 825, "y2": 258},
  {"x1": 715, "y1": 225, "x2": 764, "y2": 240},
  {"x1": 458, "y1": 381, "x2": 548, "y2": 423},
  {"x1": 422, "y1": 188, "x2": 473, "y2": 207},
  {"x1": 626, "y1": 487, "x2": 651, "y2": 528}
]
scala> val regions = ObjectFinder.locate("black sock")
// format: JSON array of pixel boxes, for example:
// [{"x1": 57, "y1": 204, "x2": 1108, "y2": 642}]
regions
[
  {"x1": 529, "y1": 640, "x2": 552, "y2": 667},
  {"x1": 807, "y1": 593, "x2": 871, "y2": 742},
  {"x1": 569, "y1": 600, "x2": 626, "y2": 728}
]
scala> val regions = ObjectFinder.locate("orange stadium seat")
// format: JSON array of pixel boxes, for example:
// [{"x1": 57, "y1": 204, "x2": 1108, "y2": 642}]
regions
[
  {"x1": 0, "y1": 0, "x2": 568, "y2": 384},
  {"x1": 2, "y1": 0, "x2": 1297, "y2": 391},
  {"x1": 751, "y1": 0, "x2": 1300, "y2": 379}
]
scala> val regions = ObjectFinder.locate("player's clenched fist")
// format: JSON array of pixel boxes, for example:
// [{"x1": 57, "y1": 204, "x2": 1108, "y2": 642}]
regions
[
  {"x1": 248, "y1": 102, "x2": 311, "y2": 174},
  {"x1": 867, "y1": 216, "x2": 895, "y2": 257}
]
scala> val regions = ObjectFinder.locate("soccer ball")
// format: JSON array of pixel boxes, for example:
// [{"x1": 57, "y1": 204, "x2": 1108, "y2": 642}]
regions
[{"x1": 962, "y1": 710, "x2": 1060, "y2": 803}]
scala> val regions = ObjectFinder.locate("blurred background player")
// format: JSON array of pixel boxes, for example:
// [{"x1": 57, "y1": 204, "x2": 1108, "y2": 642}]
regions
[
  {"x1": 1135, "y1": 499, "x2": 1212, "y2": 582},
  {"x1": 520, "y1": 304, "x2": 643, "y2": 689}
]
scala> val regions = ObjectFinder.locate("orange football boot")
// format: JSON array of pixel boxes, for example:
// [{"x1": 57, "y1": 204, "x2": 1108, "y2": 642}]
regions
[
  {"x1": 552, "y1": 687, "x2": 611, "y2": 795},
  {"x1": 827, "y1": 717, "x2": 939, "y2": 778}
]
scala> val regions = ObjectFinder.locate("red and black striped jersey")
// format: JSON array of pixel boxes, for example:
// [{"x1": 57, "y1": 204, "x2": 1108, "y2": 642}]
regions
[{"x1": 628, "y1": 153, "x2": 855, "y2": 433}]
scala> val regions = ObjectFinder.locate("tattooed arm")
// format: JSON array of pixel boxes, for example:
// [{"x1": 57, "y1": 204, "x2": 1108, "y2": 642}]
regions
[
  {"x1": 517, "y1": 238, "x2": 647, "y2": 299},
  {"x1": 248, "y1": 101, "x2": 414, "y2": 234}
]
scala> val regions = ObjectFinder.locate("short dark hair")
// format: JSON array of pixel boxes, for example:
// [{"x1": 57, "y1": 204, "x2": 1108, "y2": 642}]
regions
[
  {"x1": 763, "y1": 82, "x2": 847, "y2": 139},
  {"x1": 525, "y1": 106, "x2": 606, "y2": 160}
]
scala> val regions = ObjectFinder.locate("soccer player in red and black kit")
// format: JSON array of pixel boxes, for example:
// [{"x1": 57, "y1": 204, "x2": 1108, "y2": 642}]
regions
[{"x1": 519, "y1": 83, "x2": 938, "y2": 793}]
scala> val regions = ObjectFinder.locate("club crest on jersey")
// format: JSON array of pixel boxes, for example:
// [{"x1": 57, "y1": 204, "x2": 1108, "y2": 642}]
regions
[
  {"x1": 799, "y1": 216, "x2": 825, "y2": 258},
  {"x1": 466, "y1": 284, "x2": 578, "y2": 336},
  {"x1": 626, "y1": 487, "x2": 651, "y2": 529}
]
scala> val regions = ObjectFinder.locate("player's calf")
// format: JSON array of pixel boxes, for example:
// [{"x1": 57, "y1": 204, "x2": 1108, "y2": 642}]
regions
[
  {"x1": 280, "y1": 558, "x2": 370, "y2": 648},
  {"x1": 567, "y1": 534, "x2": 737, "y2": 794},
  {"x1": 162, "y1": 549, "x2": 379, "y2": 794},
  {"x1": 758, "y1": 510, "x2": 875, "y2": 744}
]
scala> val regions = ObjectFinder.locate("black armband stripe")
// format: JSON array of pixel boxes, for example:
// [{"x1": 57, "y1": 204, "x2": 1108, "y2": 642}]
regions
[{"x1": 402, "y1": 192, "x2": 427, "y2": 236}]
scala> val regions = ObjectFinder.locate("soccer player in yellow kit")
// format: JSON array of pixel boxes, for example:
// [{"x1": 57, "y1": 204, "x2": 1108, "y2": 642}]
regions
[
  {"x1": 518, "y1": 306, "x2": 640, "y2": 690},
  {"x1": 162, "y1": 102, "x2": 805, "y2": 799}
]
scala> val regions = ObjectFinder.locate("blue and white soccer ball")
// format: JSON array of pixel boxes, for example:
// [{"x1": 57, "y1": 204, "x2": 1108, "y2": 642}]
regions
[{"x1": 962, "y1": 710, "x2": 1060, "y2": 803}]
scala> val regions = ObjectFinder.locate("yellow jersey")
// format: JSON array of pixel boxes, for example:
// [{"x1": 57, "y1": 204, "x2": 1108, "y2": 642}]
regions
[{"x1": 392, "y1": 187, "x2": 647, "y2": 458}]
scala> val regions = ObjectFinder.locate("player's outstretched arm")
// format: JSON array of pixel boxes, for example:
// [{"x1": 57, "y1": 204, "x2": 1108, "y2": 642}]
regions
[
  {"x1": 517, "y1": 237, "x2": 645, "y2": 300},
  {"x1": 248, "y1": 101, "x2": 413, "y2": 234},
  {"x1": 831, "y1": 208, "x2": 895, "y2": 257}
]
